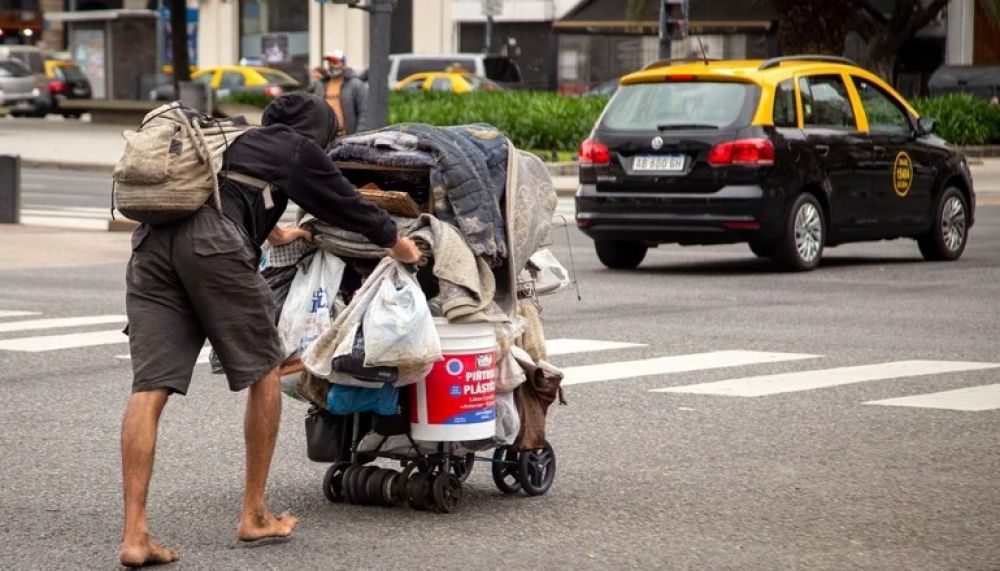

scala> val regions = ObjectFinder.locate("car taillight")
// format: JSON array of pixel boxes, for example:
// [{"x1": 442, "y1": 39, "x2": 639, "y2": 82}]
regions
[
  {"x1": 579, "y1": 139, "x2": 610, "y2": 167},
  {"x1": 264, "y1": 85, "x2": 284, "y2": 98},
  {"x1": 707, "y1": 138, "x2": 775, "y2": 166},
  {"x1": 48, "y1": 80, "x2": 66, "y2": 93}
]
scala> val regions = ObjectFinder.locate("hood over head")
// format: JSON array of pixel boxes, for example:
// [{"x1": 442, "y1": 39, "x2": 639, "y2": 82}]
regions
[{"x1": 262, "y1": 92, "x2": 338, "y2": 149}]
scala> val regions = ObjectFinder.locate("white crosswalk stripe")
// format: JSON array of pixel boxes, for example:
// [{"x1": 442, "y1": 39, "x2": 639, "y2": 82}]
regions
[
  {"x1": 3, "y1": 312, "x2": 998, "y2": 413},
  {"x1": 651, "y1": 360, "x2": 1000, "y2": 397},
  {"x1": 19, "y1": 207, "x2": 299, "y2": 231},
  {"x1": 0, "y1": 310, "x2": 41, "y2": 319},
  {"x1": 0, "y1": 315, "x2": 125, "y2": 334},
  {"x1": 562, "y1": 350, "x2": 819, "y2": 386},
  {"x1": 0, "y1": 330, "x2": 125, "y2": 352},
  {"x1": 864, "y1": 384, "x2": 1000, "y2": 412}
]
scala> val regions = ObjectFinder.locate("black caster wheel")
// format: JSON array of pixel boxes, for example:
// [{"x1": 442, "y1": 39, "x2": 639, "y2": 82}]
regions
[
  {"x1": 432, "y1": 473, "x2": 463, "y2": 514},
  {"x1": 452, "y1": 453, "x2": 475, "y2": 483},
  {"x1": 518, "y1": 441, "x2": 556, "y2": 496},
  {"x1": 354, "y1": 466, "x2": 379, "y2": 505},
  {"x1": 394, "y1": 462, "x2": 418, "y2": 506},
  {"x1": 366, "y1": 469, "x2": 394, "y2": 507},
  {"x1": 491, "y1": 446, "x2": 522, "y2": 495},
  {"x1": 380, "y1": 470, "x2": 401, "y2": 507},
  {"x1": 322, "y1": 461, "x2": 352, "y2": 503},
  {"x1": 406, "y1": 472, "x2": 435, "y2": 511},
  {"x1": 341, "y1": 465, "x2": 361, "y2": 504}
]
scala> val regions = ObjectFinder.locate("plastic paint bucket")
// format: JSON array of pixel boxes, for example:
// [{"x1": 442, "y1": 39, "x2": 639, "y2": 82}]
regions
[{"x1": 410, "y1": 318, "x2": 497, "y2": 441}]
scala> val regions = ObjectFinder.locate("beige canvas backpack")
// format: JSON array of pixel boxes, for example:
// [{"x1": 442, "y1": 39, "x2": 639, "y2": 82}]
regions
[{"x1": 112, "y1": 102, "x2": 273, "y2": 224}]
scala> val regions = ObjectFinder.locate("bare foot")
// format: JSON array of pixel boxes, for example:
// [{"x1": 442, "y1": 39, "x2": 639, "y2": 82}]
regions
[
  {"x1": 119, "y1": 534, "x2": 179, "y2": 568},
  {"x1": 237, "y1": 510, "x2": 297, "y2": 542}
]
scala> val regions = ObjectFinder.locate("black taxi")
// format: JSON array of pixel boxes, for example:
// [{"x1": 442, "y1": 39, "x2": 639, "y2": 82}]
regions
[{"x1": 575, "y1": 56, "x2": 976, "y2": 271}]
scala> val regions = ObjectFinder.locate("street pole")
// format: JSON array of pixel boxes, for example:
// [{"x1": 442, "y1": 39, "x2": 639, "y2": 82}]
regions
[
  {"x1": 319, "y1": 0, "x2": 325, "y2": 63},
  {"x1": 485, "y1": 14, "x2": 493, "y2": 53},
  {"x1": 365, "y1": 0, "x2": 392, "y2": 129},
  {"x1": 658, "y1": 0, "x2": 670, "y2": 59}
]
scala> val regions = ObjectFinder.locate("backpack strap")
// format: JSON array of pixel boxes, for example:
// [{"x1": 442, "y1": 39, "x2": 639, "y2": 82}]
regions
[{"x1": 224, "y1": 172, "x2": 276, "y2": 210}]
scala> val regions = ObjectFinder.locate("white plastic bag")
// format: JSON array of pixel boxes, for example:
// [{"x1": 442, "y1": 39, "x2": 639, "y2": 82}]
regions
[
  {"x1": 496, "y1": 348, "x2": 527, "y2": 393},
  {"x1": 276, "y1": 250, "x2": 346, "y2": 357},
  {"x1": 362, "y1": 264, "x2": 441, "y2": 368},
  {"x1": 494, "y1": 391, "x2": 520, "y2": 446},
  {"x1": 528, "y1": 248, "x2": 571, "y2": 295}
]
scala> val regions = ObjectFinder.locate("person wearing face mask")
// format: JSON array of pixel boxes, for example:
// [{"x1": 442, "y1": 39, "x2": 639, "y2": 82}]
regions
[{"x1": 307, "y1": 50, "x2": 369, "y2": 136}]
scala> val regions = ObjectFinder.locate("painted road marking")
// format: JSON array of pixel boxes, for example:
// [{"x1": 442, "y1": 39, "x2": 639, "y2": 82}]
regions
[
  {"x1": 116, "y1": 346, "x2": 212, "y2": 364},
  {"x1": 652, "y1": 360, "x2": 1000, "y2": 397},
  {"x1": 865, "y1": 383, "x2": 1000, "y2": 411},
  {"x1": 0, "y1": 310, "x2": 41, "y2": 319},
  {"x1": 0, "y1": 315, "x2": 125, "y2": 334},
  {"x1": 0, "y1": 330, "x2": 125, "y2": 352},
  {"x1": 561, "y1": 350, "x2": 819, "y2": 386},
  {"x1": 545, "y1": 338, "x2": 645, "y2": 356}
]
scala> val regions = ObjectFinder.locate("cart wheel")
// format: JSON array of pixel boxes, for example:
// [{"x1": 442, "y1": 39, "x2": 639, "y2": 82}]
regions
[
  {"x1": 452, "y1": 453, "x2": 475, "y2": 483},
  {"x1": 491, "y1": 446, "x2": 522, "y2": 495},
  {"x1": 518, "y1": 441, "x2": 556, "y2": 496},
  {"x1": 341, "y1": 465, "x2": 360, "y2": 504},
  {"x1": 432, "y1": 473, "x2": 463, "y2": 514},
  {"x1": 371, "y1": 469, "x2": 396, "y2": 507},
  {"x1": 406, "y1": 473, "x2": 434, "y2": 511},
  {"x1": 394, "y1": 462, "x2": 418, "y2": 506},
  {"x1": 354, "y1": 466, "x2": 379, "y2": 505},
  {"x1": 322, "y1": 462, "x2": 351, "y2": 503},
  {"x1": 381, "y1": 470, "x2": 400, "y2": 507}
]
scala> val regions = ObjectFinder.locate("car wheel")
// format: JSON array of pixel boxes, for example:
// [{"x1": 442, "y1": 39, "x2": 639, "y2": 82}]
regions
[
  {"x1": 748, "y1": 240, "x2": 774, "y2": 258},
  {"x1": 595, "y1": 240, "x2": 647, "y2": 270},
  {"x1": 773, "y1": 193, "x2": 824, "y2": 272},
  {"x1": 917, "y1": 187, "x2": 968, "y2": 262}
]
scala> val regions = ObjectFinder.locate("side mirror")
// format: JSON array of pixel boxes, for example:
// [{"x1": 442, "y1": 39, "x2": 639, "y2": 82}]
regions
[{"x1": 918, "y1": 117, "x2": 936, "y2": 136}]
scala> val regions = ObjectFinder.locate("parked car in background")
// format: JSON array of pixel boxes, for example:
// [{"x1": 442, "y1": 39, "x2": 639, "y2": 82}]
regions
[
  {"x1": 149, "y1": 65, "x2": 301, "y2": 101},
  {"x1": 395, "y1": 72, "x2": 502, "y2": 94},
  {"x1": 0, "y1": 58, "x2": 43, "y2": 116},
  {"x1": 0, "y1": 45, "x2": 51, "y2": 116},
  {"x1": 388, "y1": 53, "x2": 523, "y2": 90},
  {"x1": 583, "y1": 78, "x2": 620, "y2": 97},
  {"x1": 576, "y1": 56, "x2": 975, "y2": 271},
  {"x1": 44, "y1": 59, "x2": 92, "y2": 117}
]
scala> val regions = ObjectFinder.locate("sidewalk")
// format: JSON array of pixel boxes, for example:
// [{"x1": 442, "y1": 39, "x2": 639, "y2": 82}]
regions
[{"x1": 2, "y1": 116, "x2": 997, "y2": 197}]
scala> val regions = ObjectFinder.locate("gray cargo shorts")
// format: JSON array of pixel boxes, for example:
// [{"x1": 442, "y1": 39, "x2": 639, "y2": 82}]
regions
[{"x1": 125, "y1": 206, "x2": 285, "y2": 395}]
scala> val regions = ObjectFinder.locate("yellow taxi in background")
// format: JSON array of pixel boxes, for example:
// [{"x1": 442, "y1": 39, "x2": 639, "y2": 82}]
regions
[
  {"x1": 149, "y1": 65, "x2": 301, "y2": 100},
  {"x1": 395, "y1": 72, "x2": 502, "y2": 94},
  {"x1": 44, "y1": 59, "x2": 93, "y2": 117}
]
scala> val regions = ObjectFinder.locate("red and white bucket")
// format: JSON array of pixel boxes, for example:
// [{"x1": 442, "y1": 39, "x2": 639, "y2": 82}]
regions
[{"x1": 410, "y1": 318, "x2": 497, "y2": 441}]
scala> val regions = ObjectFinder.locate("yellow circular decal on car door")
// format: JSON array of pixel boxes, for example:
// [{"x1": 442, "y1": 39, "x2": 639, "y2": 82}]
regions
[{"x1": 893, "y1": 151, "x2": 913, "y2": 197}]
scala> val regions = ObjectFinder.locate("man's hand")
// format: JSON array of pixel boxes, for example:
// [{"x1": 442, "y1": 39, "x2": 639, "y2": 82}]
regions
[
  {"x1": 386, "y1": 236, "x2": 421, "y2": 264},
  {"x1": 268, "y1": 226, "x2": 313, "y2": 246}
]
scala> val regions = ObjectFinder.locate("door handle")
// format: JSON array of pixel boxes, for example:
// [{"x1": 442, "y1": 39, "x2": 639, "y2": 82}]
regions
[{"x1": 815, "y1": 144, "x2": 830, "y2": 157}]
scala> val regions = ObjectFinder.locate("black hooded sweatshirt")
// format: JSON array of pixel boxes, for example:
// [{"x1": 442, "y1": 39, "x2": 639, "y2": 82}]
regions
[{"x1": 218, "y1": 92, "x2": 397, "y2": 250}]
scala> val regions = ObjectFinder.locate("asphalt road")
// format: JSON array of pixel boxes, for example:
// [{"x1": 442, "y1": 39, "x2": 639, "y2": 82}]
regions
[{"x1": 1, "y1": 187, "x2": 998, "y2": 568}]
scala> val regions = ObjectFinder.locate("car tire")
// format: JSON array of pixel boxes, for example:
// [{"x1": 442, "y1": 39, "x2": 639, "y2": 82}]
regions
[
  {"x1": 773, "y1": 193, "x2": 825, "y2": 272},
  {"x1": 748, "y1": 240, "x2": 774, "y2": 258},
  {"x1": 595, "y1": 240, "x2": 647, "y2": 270},
  {"x1": 917, "y1": 187, "x2": 968, "y2": 262}
]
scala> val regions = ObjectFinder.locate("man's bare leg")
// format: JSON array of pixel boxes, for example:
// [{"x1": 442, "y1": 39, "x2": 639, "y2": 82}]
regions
[
  {"x1": 237, "y1": 368, "x2": 297, "y2": 541},
  {"x1": 119, "y1": 389, "x2": 180, "y2": 567}
]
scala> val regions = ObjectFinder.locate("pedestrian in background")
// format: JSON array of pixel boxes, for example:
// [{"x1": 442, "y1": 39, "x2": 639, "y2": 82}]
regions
[{"x1": 308, "y1": 50, "x2": 369, "y2": 135}]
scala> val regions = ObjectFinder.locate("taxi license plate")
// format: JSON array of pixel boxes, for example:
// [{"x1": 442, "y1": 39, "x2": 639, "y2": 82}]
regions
[{"x1": 633, "y1": 154, "x2": 685, "y2": 172}]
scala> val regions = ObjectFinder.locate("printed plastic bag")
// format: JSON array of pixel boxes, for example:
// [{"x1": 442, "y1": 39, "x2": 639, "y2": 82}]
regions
[
  {"x1": 496, "y1": 347, "x2": 528, "y2": 393},
  {"x1": 277, "y1": 250, "x2": 346, "y2": 356},
  {"x1": 362, "y1": 264, "x2": 441, "y2": 368}
]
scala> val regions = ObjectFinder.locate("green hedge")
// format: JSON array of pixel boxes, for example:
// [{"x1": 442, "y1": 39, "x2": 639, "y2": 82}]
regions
[
  {"x1": 220, "y1": 90, "x2": 608, "y2": 152},
  {"x1": 911, "y1": 94, "x2": 1000, "y2": 146},
  {"x1": 389, "y1": 91, "x2": 607, "y2": 152}
]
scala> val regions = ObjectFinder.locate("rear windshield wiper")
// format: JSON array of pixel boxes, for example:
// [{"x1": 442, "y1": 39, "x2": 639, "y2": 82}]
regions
[{"x1": 656, "y1": 123, "x2": 720, "y2": 130}]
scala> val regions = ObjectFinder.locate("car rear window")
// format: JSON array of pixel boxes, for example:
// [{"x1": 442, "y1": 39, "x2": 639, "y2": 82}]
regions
[
  {"x1": 0, "y1": 60, "x2": 31, "y2": 77},
  {"x1": 257, "y1": 70, "x2": 298, "y2": 86},
  {"x1": 58, "y1": 64, "x2": 88, "y2": 82},
  {"x1": 602, "y1": 81, "x2": 757, "y2": 130},
  {"x1": 397, "y1": 58, "x2": 476, "y2": 79}
]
